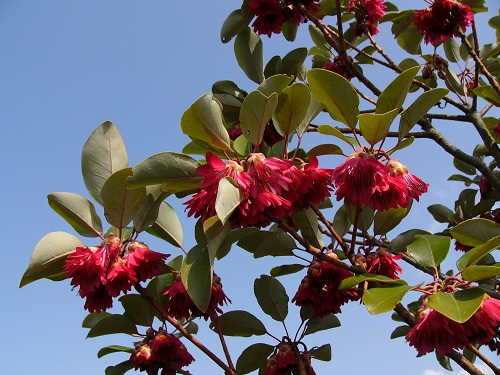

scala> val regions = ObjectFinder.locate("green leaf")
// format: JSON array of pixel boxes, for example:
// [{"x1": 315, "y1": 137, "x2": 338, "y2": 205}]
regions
[
  {"x1": 339, "y1": 274, "x2": 399, "y2": 290},
  {"x1": 398, "y1": 88, "x2": 449, "y2": 138},
  {"x1": 461, "y1": 0, "x2": 488, "y2": 13},
  {"x1": 443, "y1": 39, "x2": 461, "y2": 62},
  {"x1": 317, "y1": 124, "x2": 358, "y2": 147},
  {"x1": 273, "y1": 83, "x2": 311, "y2": 135},
  {"x1": 453, "y1": 158, "x2": 476, "y2": 175},
  {"x1": 428, "y1": 288, "x2": 485, "y2": 323},
  {"x1": 181, "y1": 245, "x2": 213, "y2": 312},
  {"x1": 282, "y1": 21, "x2": 299, "y2": 42},
  {"x1": 308, "y1": 69, "x2": 359, "y2": 128},
  {"x1": 105, "y1": 361, "x2": 133, "y2": 375},
  {"x1": 345, "y1": 204, "x2": 374, "y2": 231},
  {"x1": 362, "y1": 282, "x2": 411, "y2": 314},
  {"x1": 270, "y1": 264, "x2": 306, "y2": 277},
  {"x1": 450, "y1": 218, "x2": 500, "y2": 247},
  {"x1": 388, "y1": 137, "x2": 414, "y2": 154},
  {"x1": 359, "y1": 108, "x2": 400, "y2": 145},
  {"x1": 47, "y1": 192, "x2": 102, "y2": 237},
  {"x1": 220, "y1": 8, "x2": 253, "y2": 44},
  {"x1": 376, "y1": 66, "x2": 420, "y2": 114},
  {"x1": 254, "y1": 275, "x2": 289, "y2": 321},
  {"x1": 239, "y1": 90, "x2": 278, "y2": 145},
  {"x1": 133, "y1": 185, "x2": 168, "y2": 233},
  {"x1": 146, "y1": 202, "x2": 183, "y2": 248},
  {"x1": 238, "y1": 229, "x2": 295, "y2": 258},
  {"x1": 146, "y1": 273, "x2": 174, "y2": 306},
  {"x1": 390, "y1": 325, "x2": 410, "y2": 339},
  {"x1": 101, "y1": 168, "x2": 146, "y2": 229},
  {"x1": 216, "y1": 310, "x2": 267, "y2": 337},
  {"x1": 97, "y1": 345, "x2": 133, "y2": 358},
  {"x1": 128, "y1": 152, "x2": 200, "y2": 190},
  {"x1": 203, "y1": 216, "x2": 230, "y2": 263},
  {"x1": 181, "y1": 94, "x2": 232, "y2": 151},
  {"x1": 119, "y1": 294, "x2": 155, "y2": 327},
  {"x1": 436, "y1": 353, "x2": 453, "y2": 371},
  {"x1": 308, "y1": 24, "x2": 328, "y2": 48},
  {"x1": 406, "y1": 234, "x2": 451, "y2": 268},
  {"x1": 390, "y1": 229, "x2": 430, "y2": 251},
  {"x1": 20, "y1": 231, "x2": 82, "y2": 287},
  {"x1": 234, "y1": 28, "x2": 264, "y2": 83},
  {"x1": 87, "y1": 314, "x2": 137, "y2": 338},
  {"x1": 257, "y1": 74, "x2": 294, "y2": 96},
  {"x1": 281, "y1": 48, "x2": 307, "y2": 79},
  {"x1": 398, "y1": 58, "x2": 419, "y2": 71},
  {"x1": 292, "y1": 208, "x2": 324, "y2": 248},
  {"x1": 236, "y1": 343, "x2": 274, "y2": 374},
  {"x1": 374, "y1": 206, "x2": 410, "y2": 235},
  {"x1": 81, "y1": 121, "x2": 128, "y2": 205},
  {"x1": 396, "y1": 25, "x2": 423, "y2": 55},
  {"x1": 427, "y1": 204, "x2": 455, "y2": 223},
  {"x1": 473, "y1": 86, "x2": 500, "y2": 106},
  {"x1": 308, "y1": 144, "x2": 343, "y2": 157},
  {"x1": 456, "y1": 235, "x2": 500, "y2": 271},
  {"x1": 215, "y1": 177, "x2": 242, "y2": 225},
  {"x1": 304, "y1": 314, "x2": 340, "y2": 335},
  {"x1": 83, "y1": 312, "x2": 111, "y2": 328},
  {"x1": 309, "y1": 344, "x2": 331, "y2": 361},
  {"x1": 462, "y1": 264, "x2": 500, "y2": 281},
  {"x1": 296, "y1": 97, "x2": 323, "y2": 136},
  {"x1": 264, "y1": 55, "x2": 282, "y2": 79}
]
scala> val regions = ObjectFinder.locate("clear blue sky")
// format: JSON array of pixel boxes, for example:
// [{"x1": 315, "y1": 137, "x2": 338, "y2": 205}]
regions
[{"x1": 1, "y1": 1, "x2": 497, "y2": 374}]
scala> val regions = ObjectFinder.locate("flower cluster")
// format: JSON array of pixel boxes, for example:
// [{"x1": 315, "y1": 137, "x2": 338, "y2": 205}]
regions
[
  {"x1": 332, "y1": 152, "x2": 428, "y2": 211},
  {"x1": 348, "y1": 0, "x2": 386, "y2": 36},
  {"x1": 414, "y1": 0, "x2": 474, "y2": 46},
  {"x1": 248, "y1": 0, "x2": 320, "y2": 37},
  {"x1": 186, "y1": 152, "x2": 334, "y2": 228},
  {"x1": 64, "y1": 236, "x2": 168, "y2": 312},
  {"x1": 321, "y1": 57, "x2": 355, "y2": 81},
  {"x1": 264, "y1": 343, "x2": 316, "y2": 375},
  {"x1": 130, "y1": 329, "x2": 194, "y2": 375},
  {"x1": 293, "y1": 254, "x2": 360, "y2": 316},
  {"x1": 163, "y1": 274, "x2": 230, "y2": 320},
  {"x1": 365, "y1": 249, "x2": 403, "y2": 280},
  {"x1": 406, "y1": 296, "x2": 500, "y2": 355}
]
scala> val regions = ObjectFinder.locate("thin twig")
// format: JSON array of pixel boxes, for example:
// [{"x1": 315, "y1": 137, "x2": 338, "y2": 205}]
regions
[
  {"x1": 467, "y1": 345, "x2": 500, "y2": 375},
  {"x1": 211, "y1": 313, "x2": 236, "y2": 372}
]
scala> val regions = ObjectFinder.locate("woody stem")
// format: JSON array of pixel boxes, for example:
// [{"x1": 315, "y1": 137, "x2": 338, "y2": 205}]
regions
[
  {"x1": 212, "y1": 313, "x2": 236, "y2": 372},
  {"x1": 467, "y1": 345, "x2": 500, "y2": 375}
]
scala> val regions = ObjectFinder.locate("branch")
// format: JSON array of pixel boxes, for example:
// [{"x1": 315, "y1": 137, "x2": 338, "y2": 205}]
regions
[
  {"x1": 467, "y1": 345, "x2": 500, "y2": 375},
  {"x1": 135, "y1": 285, "x2": 237, "y2": 375},
  {"x1": 468, "y1": 112, "x2": 500, "y2": 166},
  {"x1": 426, "y1": 114, "x2": 471, "y2": 122},
  {"x1": 211, "y1": 313, "x2": 236, "y2": 372}
]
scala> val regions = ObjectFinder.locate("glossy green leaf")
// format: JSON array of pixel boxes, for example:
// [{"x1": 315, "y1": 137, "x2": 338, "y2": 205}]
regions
[
  {"x1": 427, "y1": 204, "x2": 454, "y2": 223},
  {"x1": 296, "y1": 97, "x2": 323, "y2": 136},
  {"x1": 47, "y1": 192, "x2": 103, "y2": 237},
  {"x1": 181, "y1": 94, "x2": 232, "y2": 151},
  {"x1": 345, "y1": 204, "x2": 374, "y2": 231},
  {"x1": 293, "y1": 208, "x2": 324, "y2": 248},
  {"x1": 239, "y1": 90, "x2": 278, "y2": 145},
  {"x1": 238, "y1": 229, "x2": 295, "y2": 258},
  {"x1": 97, "y1": 345, "x2": 133, "y2": 358},
  {"x1": 146, "y1": 273, "x2": 174, "y2": 306},
  {"x1": 236, "y1": 343, "x2": 274, "y2": 374},
  {"x1": 20, "y1": 231, "x2": 82, "y2": 287},
  {"x1": 309, "y1": 344, "x2": 331, "y2": 361},
  {"x1": 81, "y1": 121, "x2": 128, "y2": 205},
  {"x1": 119, "y1": 294, "x2": 155, "y2": 327},
  {"x1": 376, "y1": 66, "x2": 420, "y2": 114},
  {"x1": 234, "y1": 28, "x2": 264, "y2": 83},
  {"x1": 450, "y1": 218, "x2": 500, "y2": 247},
  {"x1": 304, "y1": 314, "x2": 340, "y2": 335},
  {"x1": 461, "y1": 264, "x2": 500, "y2": 281},
  {"x1": 456, "y1": 235, "x2": 500, "y2": 271},
  {"x1": 215, "y1": 177, "x2": 242, "y2": 225},
  {"x1": 396, "y1": 25, "x2": 423, "y2": 55},
  {"x1": 257, "y1": 74, "x2": 294, "y2": 96},
  {"x1": 281, "y1": 48, "x2": 307, "y2": 78},
  {"x1": 428, "y1": 288, "x2": 485, "y2": 323},
  {"x1": 339, "y1": 273, "x2": 399, "y2": 290},
  {"x1": 374, "y1": 205, "x2": 411, "y2": 235},
  {"x1": 317, "y1": 124, "x2": 358, "y2": 147},
  {"x1": 83, "y1": 312, "x2": 111, "y2": 329},
  {"x1": 181, "y1": 245, "x2": 213, "y2": 312},
  {"x1": 105, "y1": 361, "x2": 133, "y2": 375},
  {"x1": 133, "y1": 185, "x2": 168, "y2": 233},
  {"x1": 87, "y1": 314, "x2": 137, "y2": 338},
  {"x1": 273, "y1": 82, "x2": 311, "y2": 135},
  {"x1": 146, "y1": 202, "x2": 183, "y2": 248},
  {"x1": 359, "y1": 108, "x2": 400, "y2": 145},
  {"x1": 216, "y1": 310, "x2": 267, "y2": 337},
  {"x1": 308, "y1": 143, "x2": 343, "y2": 157},
  {"x1": 270, "y1": 264, "x2": 306, "y2": 277},
  {"x1": 390, "y1": 325, "x2": 410, "y2": 339},
  {"x1": 220, "y1": 8, "x2": 253, "y2": 44},
  {"x1": 308, "y1": 69, "x2": 359, "y2": 128},
  {"x1": 362, "y1": 282, "x2": 411, "y2": 314},
  {"x1": 203, "y1": 215, "x2": 230, "y2": 263},
  {"x1": 473, "y1": 86, "x2": 500, "y2": 106},
  {"x1": 254, "y1": 275, "x2": 289, "y2": 321},
  {"x1": 388, "y1": 137, "x2": 414, "y2": 154},
  {"x1": 282, "y1": 21, "x2": 299, "y2": 42},
  {"x1": 390, "y1": 229, "x2": 430, "y2": 251},
  {"x1": 308, "y1": 24, "x2": 328, "y2": 48},
  {"x1": 406, "y1": 234, "x2": 451, "y2": 268},
  {"x1": 101, "y1": 168, "x2": 146, "y2": 229},
  {"x1": 399, "y1": 88, "x2": 449, "y2": 138},
  {"x1": 443, "y1": 39, "x2": 461, "y2": 62}
]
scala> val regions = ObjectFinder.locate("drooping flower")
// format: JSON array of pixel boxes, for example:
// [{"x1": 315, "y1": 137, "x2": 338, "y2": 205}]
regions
[
  {"x1": 366, "y1": 249, "x2": 403, "y2": 279},
  {"x1": 387, "y1": 159, "x2": 429, "y2": 202},
  {"x1": 368, "y1": 173, "x2": 410, "y2": 210},
  {"x1": 414, "y1": 0, "x2": 474, "y2": 47},
  {"x1": 105, "y1": 258, "x2": 137, "y2": 297},
  {"x1": 126, "y1": 242, "x2": 168, "y2": 282},
  {"x1": 149, "y1": 331, "x2": 195, "y2": 371},
  {"x1": 264, "y1": 343, "x2": 316, "y2": 375},
  {"x1": 83, "y1": 285, "x2": 113, "y2": 313},
  {"x1": 248, "y1": 0, "x2": 287, "y2": 37},
  {"x1": 463, "y1": 296, "x2": 500, "y2": 346},
  {"x1": 321, "y1": 57, "x2": 355, "y2": 81},
  {"x1": 64, "y1": 246, "x2": 103, "y2": 297},
  {"x1": 131, "y1": 344, "x2": 153, "y2": 372},
  {"x1": 349, "y1": 0, "x2": 386, "y2": 35},
  {"x1": 293, "y1": 255, "x2": 360, "y2": 316}
]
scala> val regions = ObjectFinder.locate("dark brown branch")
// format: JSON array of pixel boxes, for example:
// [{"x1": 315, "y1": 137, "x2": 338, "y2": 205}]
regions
[
  {"x1": 135, "y1": 285, "x2": 236, "y2": 375},
  {"x1": 426, "y1": 114, "x2": 471, "y2": 122},
  {"x1": 211, "y1": 313, "x2": 236, "y2": 372},
  {"x1": 312, "y1": 206, "x2": 349, "y2": 253},
  {"x1": 367, "y1": 33, "x2": 397, "y2": 68},
  {"x1": 447, "y1": 351, "x2": 487, "y2": 375},
  {"x1": 467, "y1": 345, "x2": 500, "y2": 375},
  {"x1": 468, "y1": 112, "x2": 500, "y2": 166}
]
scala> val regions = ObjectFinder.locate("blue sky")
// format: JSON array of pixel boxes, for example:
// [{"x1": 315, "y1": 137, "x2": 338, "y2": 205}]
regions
[{"x1": 1, "y1": 1, "x2": 498, "y2": 374}]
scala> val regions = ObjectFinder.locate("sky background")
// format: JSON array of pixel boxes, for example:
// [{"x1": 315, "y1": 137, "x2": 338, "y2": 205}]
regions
[{"x1": 1, "y1": 1, "x2": 498, "y2": 374}]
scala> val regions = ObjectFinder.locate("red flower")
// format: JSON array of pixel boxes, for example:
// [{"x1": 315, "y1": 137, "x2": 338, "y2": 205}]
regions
[
  {"x1": 366, "y1": 249, "x2": 403, "y2": 279},
  {"x1": 454, "y1": 240, "x2": 472, "y2": 252},
  {"x1": 293, "y1": 256, "x2": 360, "y2": 316},
  {"x1": 105, "y1": 258, "x2": 137, "y2": 297},
  {"x1": 332, "y1": 152, "x2": 388, "y2": 207},
  {"x1": 368, "y1": 173, "x2": 410, "y2": 211},
  {"x1": 264, "y1": 344, "x2": 316, "y2": 375},
  {"x1": 163, "y1": 276, "x2": 230, "y2": 320},
  {"x1": 494, "y1": 123, "x2": 500, "y2": 138},
  {"x1": 414, "y1": 0, "x2": 473, "y2": 46},
  {"x1": 228, "y1": 125, "x2": 243, "y2": 140},
  {"x1": 150, "y1": 331, "x2": 195, "y2": 370},
  {"x1": 388, "y1": 160, "x2": 429, "y2": 202},
  {"x1": 83, "y1": 285, "x2": 113, "y2": 313},
  {"x1": 349, "y1": 0, "x2": 386, "y2": 35},
  {"x1": 185, "y1": 152, "x2": 250, "y2": 221},
  {"x1": 64, "y1": 246, "x2": 103, "y2": 297},
  {"x1": 479, "y1": 176, "x2": 491, "y2": 198},
  {"x1": 463, "y1": 296, "x2": 500, "y2": 346},
  {"x1": 321, "y1": 57, "x2": 355, "y2": 81},
  {"x1": 249, "y1": 0, "x2": 287, "y2": 37},
  {"x1": 131, "y1": 344, "x2": 153, "y2": 372},
  {"x1": 263, "y1": 123, "x2": 285, "y2": 146},
  {"x1": 126, "y1": 242, "x2": 168, "y2": 282}
]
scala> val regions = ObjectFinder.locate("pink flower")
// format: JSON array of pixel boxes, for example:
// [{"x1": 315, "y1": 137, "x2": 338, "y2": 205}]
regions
[
  {"x1": 130, "y1": 344, "x2": 153, "y2": 372},
  {"x1": 463, "y1": 296, "x2": 500, "y2": 346},
  {"x1": 248, "y1": 0, "x2": 287, "y2": 36},
  {"x1": 349, "y1": 0, "x2": 386, "y2": 35},
  {"x1": 366, "y1": 249, "x2": 403, "y2": 279},
  {"x1": 322, "y1": 57, "x2": 355, "y2": 81},
  {"x1": 150, "y1": 330, "x2": 195, "y2": 370},
  {"x1": 126, "y1": 242, "x2": 168, "y2": 282},
  {"x1": 83, "y1": 285, "x2": 113, "y2": 313},
  {"x1": 64, "y1": 246, "x2": 103, "y2": 297},
  {"x1": 415, "y1": 0, "x2": 474, "y2": 46},
  {"x1": 369, "y1": 173, "x2": 410, "y2": 210},
  {"x1": 388, "y1": 160, "x2": 428, "y2": 202},
  {"x1": 105, "y1": 259, "x2": 137, "y2": 297}
]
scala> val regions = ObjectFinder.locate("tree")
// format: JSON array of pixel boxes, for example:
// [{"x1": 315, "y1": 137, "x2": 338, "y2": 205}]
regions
[{"x1": 20, "y1": 1, "x2": 499, "y2": 374}]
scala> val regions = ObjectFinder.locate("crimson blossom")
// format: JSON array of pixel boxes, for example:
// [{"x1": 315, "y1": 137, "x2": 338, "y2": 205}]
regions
[
  {"x1": 264, "y1": 343, "x2": 316, "y2": 375},
  {"x1": 366, "y1": 249, "x2": 403, "y2": 280},
  {"x1": 348, "y1": 0, "x2": 386, "y2": 35},
  {"x1": 321, "y1": 57, "x2": 355, "y2": 81},
  {"x1": 414, "y1": 0, "x2": 474, "y2": 46}
]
